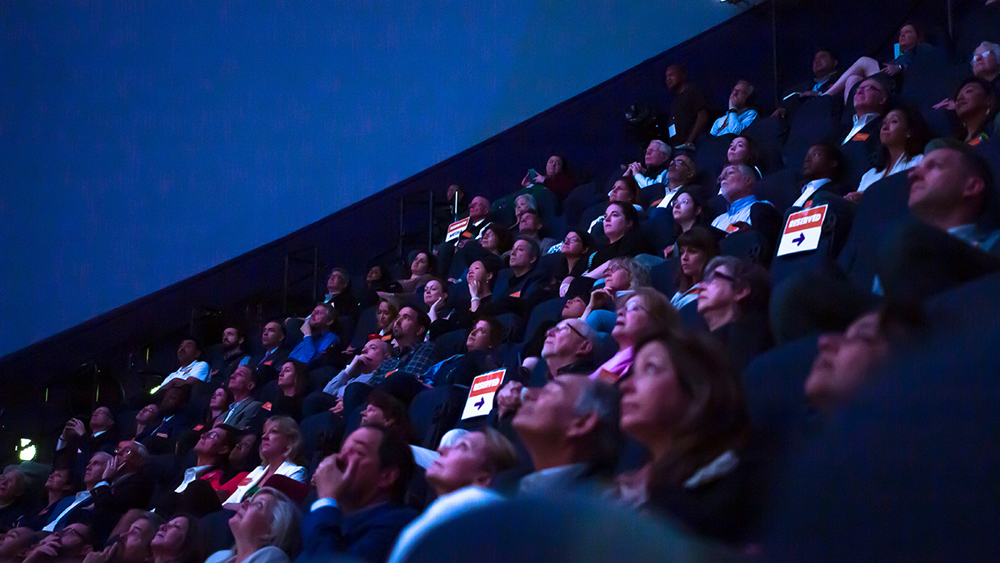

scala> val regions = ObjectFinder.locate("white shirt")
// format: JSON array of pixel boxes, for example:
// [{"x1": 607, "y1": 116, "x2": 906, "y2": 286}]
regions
[
  {"x1": 223, "y1": 461, "x2": 307, "y2": 505},
  {"x1": 792, "y1": 178, "x2": 833, "y2": 208},
  {"x1": 633, "y1": 167, "x2": 669, "y2": 188},
  {"x1": 857, "y1": 153, "x2": 922, "y2": 193},
  {"x1": 842, "y1": 112, "x2": 880, "y2": 145},
  {"x1": 175, "y1": 464, "x2": 212, "y2": 493},
  {"x1": 161, "y1": 360, "x2": 210, "y2": 386},
  {"x1": 42, "y1": 490, "x2": 92, "y2": 532}
]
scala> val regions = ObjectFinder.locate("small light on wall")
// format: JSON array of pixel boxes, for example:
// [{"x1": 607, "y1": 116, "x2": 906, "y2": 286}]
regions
[{"x1": 18, "y1": 439, "x2": 36, "y2": 462}]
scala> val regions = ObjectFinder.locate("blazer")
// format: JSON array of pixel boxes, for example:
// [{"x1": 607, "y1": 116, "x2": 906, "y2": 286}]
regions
[
  {"x1": 214, "y1": 397, "x2": 263, "y2": 430},
  {"x1": 297, "y1": 502, "x2": 417, "y2": 563}
]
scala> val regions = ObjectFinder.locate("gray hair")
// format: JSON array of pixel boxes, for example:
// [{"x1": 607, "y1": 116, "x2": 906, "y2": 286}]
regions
[
  {"x1": 733, "y1": 163, "x2": 758, "y2": 182},
  {"x1": 608, "y1": 257, "x2": 650, "y2": 290},
  {"x1": 976, "y1": 41, "x2": 1000, "y2": 63},
  {"x1": 649, "y1": 139, "x2": 672, "y2": 159},
  {"x1": 737, "y1": 79, "x2": 755, "y2": 97},
  {"x1": 573, "y1": 379, "x2": 623, "y2": 475},
  {"x1": 254, "y1": 487, "x2": 302, "y2": 556},
  {"x1": 515, "y1": 193, "x2": 537, "y2": 212}
]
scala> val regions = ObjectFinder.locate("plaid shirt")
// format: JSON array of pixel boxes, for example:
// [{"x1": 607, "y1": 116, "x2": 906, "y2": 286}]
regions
[{"x1": 369, "y1": 341, "x2": 437, "y2": 386}]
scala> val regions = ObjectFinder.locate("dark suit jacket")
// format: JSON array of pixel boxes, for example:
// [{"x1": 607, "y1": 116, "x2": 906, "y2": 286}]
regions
[
  {"x1": 250, "y1": 347, "x2": 289, "y2": 379},
  {"x1": 828, "y1": 115, "x2": 882, "y2": 187},
  {"x1": 89, "y1": 471, "x2": 154, "y2": 546},
  {"x1": 140, "y1": 412, "x2": 189, "y2": 456},
  {"x1": 296, "y1": 502, "x2": 417, "y2": 563}
]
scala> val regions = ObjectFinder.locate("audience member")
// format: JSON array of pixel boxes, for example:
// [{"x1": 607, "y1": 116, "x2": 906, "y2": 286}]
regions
[
  {"x1": 207, "y1": 487, "x2": 301, "y2": 563},
  {"x1": 215, "y1": 366, "x2": 263, "y2": 429},
  {"x1": 42, "y1": 453, "x2": 112, "y2": 533},
  {"x1": 251, "y1": 321, "x2": 289, "y2": 375},
  {"x1": 22, "y1": 466, "x2": 77, "y2": 531},
  {"x1": 88, "y1": 511, "x2": 163, "y2": 563},
  {"x1": 22, "y1": 522, "x2": 93, "y2": 563},
  {"x1": 711, "y1": 165, "x2": 779, "y2": 239},
  {"x1": 790, "y1": 143, "x2": 846, "y2": 208},
  {"x1": 726, "y1": 135, "x2": 762, "y2": 172},
  {"x1": 89, "y1": 441, "x2": 154, "y2": 546},
  {"x1": 323, "y1": 268, "x2": 359, "y2": 319},
  {"x1": 950, "y1": 77, "x2": 997, "y2": 144},
  {"x1": 852, "y1": 106, "x2": 928, "y2": 197},
  {"x1": 513, "y1": 375, "x2": 622, "y2": 494},
  {"x1": 671, "y1": 226, "x2": 721, "y2": 309},
  {"x1": 664, "y1": 64, "x2": 709, "y2": 148},
  {"x1": 823, "y1": 22, "x2": 929, "y2": 102},
  {"x1": 130, "y1": 403, "x2": 162, "y2": 444},
  {"x1": 141, "y1": 385, "x2": 190, "y2": 455},
  {"x1": 521, "y1": 154, "x2": 575, "y2": 199},
  {"x1": 300, "y1": 424, "x2": 417, "y2": 563},
  {"x1": 200, "y1": 387, "x2": 234, "y2": 431},
  {"x1": 211, "y1": 327, "x2": 250, "y2": 385},
  {"x1": 288, "y1": 304, "x2": 338, "y2": 365},
  {"x1": 710, "y1": 80, "x2": 758, "y2": 136},
  {"x1": 369, "y1": 306, "x2": 437, "y2": 391},
  {"x1": 623, "y1": 140, "x2": 672, "y2": 187},
  {"x1": 774, "y1": 48, "x2": 841, "y2": 118},
  {"x1": 159, "y1": 338, "x2": 210, "y2": 388},
  {"x1": 386, "y1": 428, "x2": 518, "y2": 563},
  {"x1": 223, "y1": 417, "x2": 306, "y2": 508},
  {"x1": 591, "y1": 288, "x2": 679, "y2": 383},
  {"x1": 56, "y1": 406, "x2": 118, "y2": 468},
  {"x1": 697, "y1": 256, "x2": 773, "y2": 370},
  {"x1": 0, "y1": 470, "x2": 27, "y2": 531},
  {"x1": 149, "y1": 515, "x2": 204, "y2": 563},
  {"x1": 0, "y1": 526, "x2": 45, "y2": 562},
  {"x1": 615, "y1": 325, "x2": 759, "y2": 543}
]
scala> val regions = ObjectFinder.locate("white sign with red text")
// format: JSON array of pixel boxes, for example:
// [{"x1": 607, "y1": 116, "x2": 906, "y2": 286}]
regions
[
  {"x1": 445, "y1": 218, "x2": 470, "y2": 242},
  {"x1": 777, "y1": 204, "x2": 827, "y2": 257},
  {"x1": 461, "y1": 369, "x2": 506, "y2": 420}
]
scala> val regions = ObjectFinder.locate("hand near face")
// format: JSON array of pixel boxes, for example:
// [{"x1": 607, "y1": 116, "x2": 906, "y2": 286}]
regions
[
  {"x1": 589, "y1": 288, "x2": 612, "y2": 310},
  {"x1": 314, "y1": 454, "x2": 357, "y2": 501},
  {"x1": 496, "y1": 381, "x2": 524, "y2": 419},
  {"x1": 63, "y1": 418, "x2": 85, "y2": 439}
]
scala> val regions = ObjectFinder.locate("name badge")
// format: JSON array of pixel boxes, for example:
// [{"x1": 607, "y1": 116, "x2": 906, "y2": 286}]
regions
[{"x1": 851, "y1": 133, "x2": 869, "y2": 142}]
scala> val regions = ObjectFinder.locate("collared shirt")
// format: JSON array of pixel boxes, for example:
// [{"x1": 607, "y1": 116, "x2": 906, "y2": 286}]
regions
[
  {"x1": 634, "y1": 167, "x2": 669, "y2": 188},
  {"x1": 221, "y1": 397, "x2": 253, "y2": 425},
  {"x1": 711, "y1": 195, "x2": 758, "y2": 232},
  {"x1": 792, "y1": 178, "x2": 832, "y2": 208},
  {"x1": 161, "y1": 360, "x2": 210, "y2": 386},
  {"x1": 518, "y1": 463, "x2": 590, "y2": 496},
  {"x1": 175, "y1": 464, "x2": 212, "y2": 493},
  {"x1": 256, "y1": 347, "x2": 281, "y2": 368},
  {"x1": 56, "y1": 429, "x2": 106, "y2": 452},
  {"x1": 42, "y1": 490, "x2": 92, "y2": 532},
  {"x1": 858, "y1": 154, "x2": 922, "y2": 193},
  {"x1": 289, "y1": 331, "x2": 339, "y2": 364},
  {"x1": 369, "y1": 341, "x2": 437, "y2": 386},
  {"x1": 842, "y1": 112, "x2": 880, "y2": 145},
  {"x1": 710, "y1": 108, "x2": 758, "y2": 136},
  {"x1": 654, "y1": 185, "x2": 685, "y2": 208}
]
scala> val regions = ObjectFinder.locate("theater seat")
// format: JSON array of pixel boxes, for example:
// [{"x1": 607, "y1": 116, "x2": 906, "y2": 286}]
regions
[{"x1": 783, "y1": 95, "x2": 841, "y2": 170}]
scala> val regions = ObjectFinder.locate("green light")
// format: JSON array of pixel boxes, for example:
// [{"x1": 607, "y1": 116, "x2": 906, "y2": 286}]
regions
[{"x1": 18, "y1": 439, "x2": 36, "y2": 462}]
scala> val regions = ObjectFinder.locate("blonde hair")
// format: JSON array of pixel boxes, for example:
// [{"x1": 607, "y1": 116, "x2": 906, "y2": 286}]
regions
[{"x1": 263, "y1": 416, "x2": 304, "y2": 465}]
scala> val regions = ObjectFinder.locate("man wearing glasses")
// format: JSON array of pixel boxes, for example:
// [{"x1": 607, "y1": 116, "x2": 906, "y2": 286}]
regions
[
  {"x1": 89, "y1": 441, "x2": 153, "y2": 547},
  {"x1": 22, "y1": 522, "x2": 93, "y2": 563}
]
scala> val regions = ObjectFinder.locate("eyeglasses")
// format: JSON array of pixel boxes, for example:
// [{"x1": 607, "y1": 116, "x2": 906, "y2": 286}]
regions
[
  {"x1": 972, "y1": 52, "x2": 995, "y2": 63},
  {"x1": 606, "y1": 263, "x2": 625, "y2": 274},
  {"x1": 855, "y1": 84, "x2": 885, "y2": 95},
  {"x1": 58, "y1": 527, "x2": 85, "y2": 541},
  {"x1": 114, "y1": 446, "x2": 135, "y2": 456},
  {"x1": 705, "y1": 270, "x2": 737, "y2": 284},
  {"x1": 203, "y1": 431, "x2": 221, "y2": 441},
  {"x1": 624, "y1": 301, "x2": 648, "y2": 313},
  {"x1": 553, "y1": 322, "x2": 586, "y2": 340}
]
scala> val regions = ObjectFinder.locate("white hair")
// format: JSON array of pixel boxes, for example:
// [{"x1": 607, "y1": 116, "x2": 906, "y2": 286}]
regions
[{"x1": 649, "y1": 139, "x2": 671, "y2": 157}]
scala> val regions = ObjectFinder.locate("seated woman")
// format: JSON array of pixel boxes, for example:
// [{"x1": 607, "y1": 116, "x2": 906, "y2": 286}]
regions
[
  {"x1": 272, "y1": 361, "x2": 308, "y2": 421},
  {"x1": 852, "y1": 105, "x2": 929, "y2": 196},
  {"x1": 479, "y1": 223, "x2": 514, "y2": 262},
  {"x1": 671, "y1": 226, "x2": 721, "y2": 310},
  {"x1": 222, "y1": 417, "x2": 306, "y2": 509},
  {"x1": 726, "y1": 135, "x2": 763, "y2": 178},
  {"x1": 217, "y1": 432, "x2": 259, "y2": 502},
  {"x1": 200, "y1": 388, "x2": 233, "y2": 431},
  {"x1": 822, "y1": 22, "x2": 930, "y2": 103},
  {"x1": 696, "y1": 256, "x2": 773, "y2": 371},
  {"x1": 615, "y1": 325, "x2": 759, "y2": 544},
  {"x1": 423, "y1": 278, "x2": 456, "y2": 338},
  {"x1": 386, "y1": 251, "x2": 437, "y2": 298},
  {"x1": 206, "y1": 488, "x2": 301, "y2": 563},
  {"x1": 521, "y1": 154, "x2": 575, "y2": 199},
  {"x1": 582, "y1": 257, "x2": 649, "y2": 326},
  {"x1": 950, "y1": 77, "x2": 997, "y2": 145},
  {"x1": 554, "y1": 229, "x2": 596, "y2": 281},
  {"x1": 663, "y1": 187, "x2": 714, "y2": 258},
  {"x1": 585, "y1": 202, "x2": 653, "y2": 278},
  {"x1": 149, "y1": 515, "x2": 204, "y2": 563},
  {"x1": 584, "y1": 176, "x2": 644, "y2": 240},
  {"x1": 513, "y1": 193, "x2": 538, "y2": 223},
  {"x1": 359, "y1": 264, "x2": 402, "y2": 309},
  {"x1": 934, "y1": 42, "x2": 1000, "y2": 110},
  {"x1": 590, "y1": 288, "x2": 679, "y2": 383}
]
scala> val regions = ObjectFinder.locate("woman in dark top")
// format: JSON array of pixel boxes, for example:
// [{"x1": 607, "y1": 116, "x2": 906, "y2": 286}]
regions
[
  {"x1": 273, "y1": 360, "x2": 308, "y2": 421},
  {"x1": 586, "y1": 202, "x2": 651, "y2": 277},
  {"x1": 559, "y1": 229, "x2": 596, "y2": 280},
  {"x1": 615, "y1": 325, "x2": 761, "y2": 544},
  {"x1": 360, "y1": 264, "x2": 402, "y2": 309},
  {"x1": 823, "y1": 21, "x2": 933, "y2": 102},
  {"x1": 951, "y1": 77, "x2": 997, "y2": 145},
  {"x1": 521, "y1": 154, "x2": 575, "y2": 199}
]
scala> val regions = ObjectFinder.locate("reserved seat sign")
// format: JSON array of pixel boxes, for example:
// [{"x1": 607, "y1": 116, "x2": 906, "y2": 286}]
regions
[
  {"x1": 461, "y1": 368, "x2": 506, "y2": 420},
  {"x1": 445, "y1": 218, "x2": 470, "y2": 242},
  {"x1": 777, "y1": 204, "x2": 828, "y2": 257}
]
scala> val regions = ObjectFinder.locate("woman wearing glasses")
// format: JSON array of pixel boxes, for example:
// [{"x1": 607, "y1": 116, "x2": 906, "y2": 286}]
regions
[
  {"x1": 589, "y1": 288, "x2": 679, "y2": 383},
  {"x1": 696, "y1": 256, "x2": 773, "y2": 372}
]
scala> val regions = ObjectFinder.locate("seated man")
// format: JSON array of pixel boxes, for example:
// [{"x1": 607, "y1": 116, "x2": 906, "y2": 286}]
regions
[
  {"x1": 512, "y1": 374, "x2": 622, "y2": 495},
  {"x1": 831, "y1": 75, "x2": 889, "y2": 185},
  {"x1": 214, "y1": 365, "x2": 263, "y2": 429},
  {"x1": 158, "y1": 337, "x2": 210, "y2": 389},
  {"x1": 89, "y1": 440, "x2": 154, "y2": 546},
  {"x1": 623, "y1": 139, "x2": 672, "y2": 188},
  {"x1": 299, "y1": 424, "x2": 418, "y2": 563},
  {"x1": 313, "y1": 338, "x2": 394, "y2": 413},
  {"x1": 56, "y1": 406, "x2": 118, "y2": 464},
  {"x1": 516, "y1": 210, "x2": 557, "y2": 254},
  {"x1": 289, "y1": 303, "x2": 339, "y2": 365},
  {"x1": 42, "y1": 452, "x2": 112, "y2": 532},
  {"x1": 788, "y1": 143, "x2": 847, "y2": 210},
  {"x1": 710, "y1": 165, "x2": 781, "y2": 246},
  {"x1": 371, "y1": 307, "x2": 439, "y2": 403},
  {"x1": 140, "y1": 385, "x2": 191, "y2": 456},
  {"x1": 647, "y1": 153, "x2": 699, "y2": 209},
  {"x1": 324, "y1": 267, "x2": 359, "y2": 319},
  {"x1": 156, "y1": 424, "x2": 237, "y2": 517},
  {"x1": 22, "y1": 522, "x2": 94, "y2": 563},
  {"x1": 249, "y1": 319, "x2": 290, "y2": 377},
  {"x1": 774, "y1": 48, "x2": 841, "y2": 119},
  {"x1": 710, "y1": 80, "x2": 758, "y2": 136},
  {"x1": 490, "y1": 237, "x2": 548, "y2": 319},
  {"x1": 387, "y1": 428, "x2": 518, "y2": 563},
  {"x1": 209, "y1": 326, "x2": 250, "y2": 384}
]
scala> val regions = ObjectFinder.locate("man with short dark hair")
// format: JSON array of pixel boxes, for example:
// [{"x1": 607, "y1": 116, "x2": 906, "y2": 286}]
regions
[
  {"x1": 289, "y1": 303, "x2": 339, "y2": 364},
  {"x1": 491, "y1": 237, "x2": 547, "y2": 317},
  {"x1": 774, "y1": 48, "x2": 841, "y2": 119},
  {"x1": 789, "y1": 143, "x2": 846, "y2": 209},
  {"x1": 907, "y1": 144, "x2": 996, "y2": 247},
  {"x1": 160, "y1": 338, "x2": 210, "y2": 388},
  {"x1": 22, "y1": 522, "x2": 93, "y2": 563},
  {"x1": 250, "y1": 320, "x2": 289, "y2": 374},
  {"x1": 371, "y1": 307, "x2": 438, "y2": 397},
  {"x1": 299, "y1": 424, "x2": 418, "y2": 563},
  {"x1": 56, "y1": 406, "x2": 118, "y2": 463},
  {"x1": 210, "y1": 326, "x2": 250, "y2": 384},
  {"x1": 664, "y1": 64, "x2": 710, "y2": 148},
  {"x1": 215, "y1": 365, "x2": 263, "y2": 429}
]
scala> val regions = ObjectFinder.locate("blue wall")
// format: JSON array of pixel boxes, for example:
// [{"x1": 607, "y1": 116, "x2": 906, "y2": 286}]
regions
[{"x1": 0, "y1": 0, "x2": 742, "y2": 358}]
